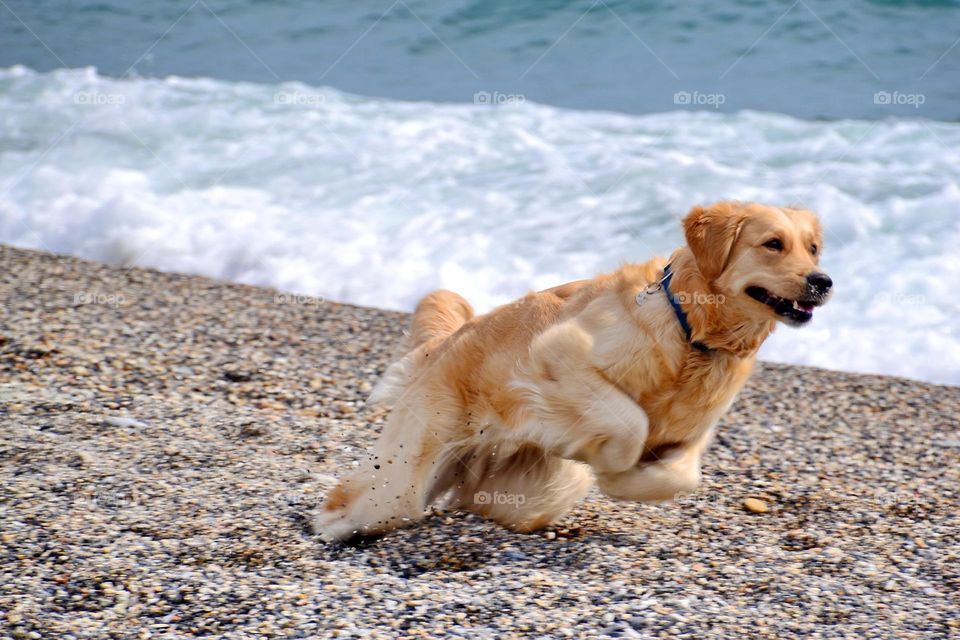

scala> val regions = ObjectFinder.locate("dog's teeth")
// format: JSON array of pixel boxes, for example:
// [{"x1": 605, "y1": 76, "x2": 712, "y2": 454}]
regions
[{"x1": 792, "y1": 300, "x2": 800, "y2": 310}]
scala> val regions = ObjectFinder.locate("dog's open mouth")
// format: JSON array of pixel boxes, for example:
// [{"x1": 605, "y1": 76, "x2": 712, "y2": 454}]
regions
[{"x1": 745, "y1": 286, "x2": 818, "y2": 324}]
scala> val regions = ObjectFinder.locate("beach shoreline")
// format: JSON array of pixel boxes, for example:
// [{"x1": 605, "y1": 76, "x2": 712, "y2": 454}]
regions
[{"x1": 2, "y1": 243, "x2": 957, "y2": 638}]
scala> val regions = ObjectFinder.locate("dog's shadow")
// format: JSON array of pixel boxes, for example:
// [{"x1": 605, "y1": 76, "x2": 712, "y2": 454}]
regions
[{"x1": 304, "y1": 511, "x2": 645, "y2": 577}]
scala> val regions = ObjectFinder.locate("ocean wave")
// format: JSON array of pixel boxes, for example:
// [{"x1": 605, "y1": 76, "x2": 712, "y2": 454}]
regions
[{"x1": 1, "y1": 66, "x2": 958, "y2": 384}]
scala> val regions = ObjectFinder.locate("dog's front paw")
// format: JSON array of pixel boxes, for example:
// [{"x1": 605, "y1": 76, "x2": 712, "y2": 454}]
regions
[{"x1": 595, "y1": 458, "x2": 701, "y2": 503}]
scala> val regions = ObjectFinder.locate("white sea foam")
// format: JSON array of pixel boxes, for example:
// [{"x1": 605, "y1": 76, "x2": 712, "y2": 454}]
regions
[{"x1": 1, "y1": 66, "x2": 958, "y2": 384}]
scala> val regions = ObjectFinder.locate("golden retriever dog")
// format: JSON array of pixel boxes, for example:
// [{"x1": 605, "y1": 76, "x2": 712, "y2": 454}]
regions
[{"x1": 315, "y1": 201, "x2": 832, "y2": 541}]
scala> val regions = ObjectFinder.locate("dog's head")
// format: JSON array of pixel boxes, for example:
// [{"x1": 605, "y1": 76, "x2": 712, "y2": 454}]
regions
[{"x1": 683, "y1": 201, "x2": 831, "y2": 327}]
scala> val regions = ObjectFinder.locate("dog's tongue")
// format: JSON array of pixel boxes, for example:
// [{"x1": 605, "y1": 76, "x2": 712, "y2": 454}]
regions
[{"x1": 796, "y1": 301, "x2": 815, "y2": 312}]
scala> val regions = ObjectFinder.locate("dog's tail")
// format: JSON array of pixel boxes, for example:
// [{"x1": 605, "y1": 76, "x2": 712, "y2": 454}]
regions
[
  {"x1": 369, "y1": 290, "x2": 473, "y2": 407},
  {"x1": 408, "y1": 289, "x2": 474, "y2": 350}
]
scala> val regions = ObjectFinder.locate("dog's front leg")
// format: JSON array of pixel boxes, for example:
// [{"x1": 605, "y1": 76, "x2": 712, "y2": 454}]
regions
[
  {"x1": 594, "y1": 433, "x2": 711, "y2": 502},
  {"x1": 511, "y1": 322, "x2": 649, "y2": 474}
]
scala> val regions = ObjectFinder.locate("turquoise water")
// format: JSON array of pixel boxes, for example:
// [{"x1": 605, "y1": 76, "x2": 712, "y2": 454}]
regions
[
  {"x1": 2, "y1": 0, "x2": 959, "y2": 120},
  {"x1": 1, "y1": 2, "x2": 959, "y2": 383}
]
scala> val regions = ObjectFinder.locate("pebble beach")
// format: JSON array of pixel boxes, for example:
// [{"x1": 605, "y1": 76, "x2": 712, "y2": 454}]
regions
[{"x1": 1, "y1": 243, "x2": 958, "y2": 639}]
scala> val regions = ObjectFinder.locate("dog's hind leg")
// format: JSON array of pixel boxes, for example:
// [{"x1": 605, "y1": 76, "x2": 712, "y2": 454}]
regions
[
  {"x1": 313, "y1": 401, "x2": 454, "y2": 542},
  {"x1": 445, "y1": 445, "x2": 593, "y2": 533},
  {"x1": 315, "y1": 291, "x2": 475, "y2": 542}
]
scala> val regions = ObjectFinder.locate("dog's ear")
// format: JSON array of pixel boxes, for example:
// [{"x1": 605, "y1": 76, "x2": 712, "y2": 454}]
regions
[{"x1": 682, "y1": 202, "x2": 748, "y2": 280}]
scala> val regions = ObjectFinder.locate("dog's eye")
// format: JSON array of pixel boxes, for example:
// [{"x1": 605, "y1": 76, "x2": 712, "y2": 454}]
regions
[
  {"x1": 810, "y1": 244, "x2": 818, "y2": 255},
  {"x1": 763, "y1": 238, "x2": 783, "y2": 251}
]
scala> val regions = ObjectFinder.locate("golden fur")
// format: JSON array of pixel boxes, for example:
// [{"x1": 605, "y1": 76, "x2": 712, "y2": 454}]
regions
[{"x1": 315, "y1": 201, "x2": 831, "y2": 541}]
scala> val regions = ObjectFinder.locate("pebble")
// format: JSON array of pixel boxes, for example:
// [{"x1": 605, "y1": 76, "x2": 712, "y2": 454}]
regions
[{"x1": 742, "y1": 498, "x2": 769, "y2": 513}]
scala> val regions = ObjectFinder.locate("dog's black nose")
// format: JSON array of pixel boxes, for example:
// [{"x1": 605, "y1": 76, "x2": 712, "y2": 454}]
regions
[{"x1": 807, "y1": 272, "x2": 833, "y2": 293}]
